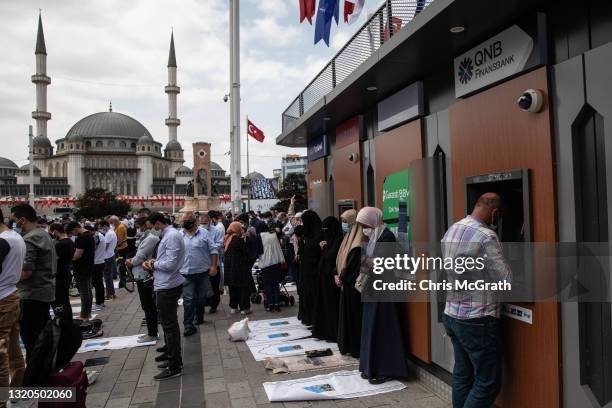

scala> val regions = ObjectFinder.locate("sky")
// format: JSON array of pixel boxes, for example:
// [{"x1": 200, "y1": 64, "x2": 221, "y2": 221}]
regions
[{"x1": 0, "y1": 0, "x2": 379, "y2": 177}]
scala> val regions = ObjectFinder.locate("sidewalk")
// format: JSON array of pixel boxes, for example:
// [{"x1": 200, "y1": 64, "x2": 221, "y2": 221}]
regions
[{"x1": 79, "y1": 286, "x2": 451, "y2": 408}]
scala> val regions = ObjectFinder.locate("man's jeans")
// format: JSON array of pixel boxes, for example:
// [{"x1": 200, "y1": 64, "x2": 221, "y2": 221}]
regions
[
  {"x1": 156, "y1": 285, "x2": 183, "y2": 370},
  {"x1": 442, "y1": 314, "x2": 502, "y2": 408},
  {"x1": 136, "y1": 279, "x2": 158, "y2": 337},
  {"x1": 0, "y1": 292, "x2": 25, "y2": 396},
  {"x1": 74, "y1": 273, "x2": 93, "y2": 319},
  {"x1": 182, "y1": 273, "x2": 211, "y2": 329},
  {"x1": 104, "y1": 257, "x2": 117, "y2": 297}
]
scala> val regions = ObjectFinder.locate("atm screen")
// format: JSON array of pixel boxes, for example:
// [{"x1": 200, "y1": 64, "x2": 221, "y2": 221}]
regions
[
  {"x1": 337, "y1": 199, "x2": 356, "y2": 215},
  {"x1": 465, "y1": 169, "x2": 531, "y2": 242}
]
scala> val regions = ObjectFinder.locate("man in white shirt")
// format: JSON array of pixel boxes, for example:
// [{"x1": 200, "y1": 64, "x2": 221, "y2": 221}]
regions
[
  {"x1": 0, "y1": 209, "x2": 27, "y2": 390},
  {"x1": 100, "y1": 220, "x2": 117, "y2": 299},
  {"x1": 92, "y1": 225, "x2": 107, "y2": 310},
  {"x1": 206, "y1": 211, "x2": 225, "y2": 313}
]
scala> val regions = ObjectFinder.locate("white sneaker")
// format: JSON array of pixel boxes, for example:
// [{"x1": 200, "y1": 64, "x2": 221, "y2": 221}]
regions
[
  {"x1": 137, "y1": 334, "x2": 158, "y2": 343},
  {"x1": 229, "y1": 308, "x2": 239, "y2": 315},
  {"x1": 240, "y1": 309, "x2": 252, "y2": 315}
]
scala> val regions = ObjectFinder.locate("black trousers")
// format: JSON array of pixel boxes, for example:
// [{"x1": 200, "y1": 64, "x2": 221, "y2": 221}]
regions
[
  {"x1": 156, "y1": 285, "x2": 182, "y2": 370},
  {"x1": 92, "y1": 263, "x2": 105, "y2": 305},
  {"x1": 136, "y1": 280, "x2": 158, "y2": 337},
  {"x1": 20, "y1": 299, "x2": 50, "y2": 362},
  {"x1": 228, "y1": 286, "x2": 250, "y2": 311},
  {"x1": 52, "y1": 273, "x2": 73, "y2": 326},
  {"x1": 207, "y1": 272, "x2": 221, "y2": 309},
  {"x1": 74, "y1": 273, "x2": 92, "y2": 319}
]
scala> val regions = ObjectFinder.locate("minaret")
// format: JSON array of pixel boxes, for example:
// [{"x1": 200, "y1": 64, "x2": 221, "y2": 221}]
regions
[
  {"x1": 32, "y1": 12, "x2": 53, "y2": 164},
  {"x1": 164, "y1": 31, "x2": 184, "y2": 167}
]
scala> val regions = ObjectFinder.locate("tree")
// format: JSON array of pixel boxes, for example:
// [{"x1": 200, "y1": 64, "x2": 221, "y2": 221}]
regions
[
  {"x1": 271, "y1": 173, "x2": 308, "y2": 213},
  {"x1": 74, "y1": 188, "x2": 131, "y2": 220}
]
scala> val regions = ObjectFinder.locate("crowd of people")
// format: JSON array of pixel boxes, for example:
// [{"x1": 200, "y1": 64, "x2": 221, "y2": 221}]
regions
[{"x1": 0, "y1": 191, "x2": 509, "y2": 405}]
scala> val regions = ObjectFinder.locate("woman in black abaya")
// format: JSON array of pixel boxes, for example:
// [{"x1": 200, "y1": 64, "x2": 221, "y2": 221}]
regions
[
  {"x1": 297, "y1": 210, "x2": 322, "y2": 326},
  {"x1": 311, "y1": 216, "x2": 343, "y2": 342},
  {"x1": 357, "y1": 207, "x2": 410, "y2": 384},
  {"x1": 336, "y1": 209, "x2": 364, "y2": 357}
]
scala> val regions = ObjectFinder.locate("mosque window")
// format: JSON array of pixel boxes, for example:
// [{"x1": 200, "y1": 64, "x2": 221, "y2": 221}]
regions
[
  {"x1": 120, "y1": 141, "x2": 127, "y2": 148},
  {"x1": 148, "y1": 146, "x2": 151, "y2": 151},
  {"x1": 96, "y1": 141, "x2": 103, "y2": 148},
  {"x1": 70, "y1": 144, "x2": 73, "y2": 149},
  {"x1": 131, "y1": 143, "x2": 136, "y2": 149},
  {"x1": 60, "y1": 143, "x2": 64, "y2": 149},
  {"x1": 76, "y1": 144, "x2": 80, "y2": 149},
  {"x1": 86, "y1": 141, "x2": 91, "y2": 148},
  {"x1": 108, "y1": 141, "x2": 115, "y2": 148}
]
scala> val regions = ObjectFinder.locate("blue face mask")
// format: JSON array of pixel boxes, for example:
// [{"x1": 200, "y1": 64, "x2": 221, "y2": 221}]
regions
[{"x1": 341, "y1": 223, "x2": 349, "y2": 234}]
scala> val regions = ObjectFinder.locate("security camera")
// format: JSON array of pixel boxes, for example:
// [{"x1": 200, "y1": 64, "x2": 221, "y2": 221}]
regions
[
  {"x1": 517, "y1": 89, "x2": 543, "y2": 113},
  {"x1": 303, "y1": 169, "x2": 311, "y2": 175},
  {"x1": 348, "y1": 153, "x2": 359, "y2": 162},
  {"x1": 223, "y1": 94, "x2": 229, "y2": 103}
]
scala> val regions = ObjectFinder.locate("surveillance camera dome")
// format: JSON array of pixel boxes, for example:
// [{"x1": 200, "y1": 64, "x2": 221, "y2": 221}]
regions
[
  {"x1": 517, "y1": 89, "x2": 543, "y2": 113},
  {"x1": 223, "y1": 95, "x2": 229, "y2": 102}
]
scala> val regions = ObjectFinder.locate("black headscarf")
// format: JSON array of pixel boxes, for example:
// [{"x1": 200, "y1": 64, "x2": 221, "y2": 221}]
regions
[
  {"x1": 321, "y1": 216, "x2": 343, "y2": 253},
  {"x1": 301, "y1": 210, "x2": 322, "y2": 239}
]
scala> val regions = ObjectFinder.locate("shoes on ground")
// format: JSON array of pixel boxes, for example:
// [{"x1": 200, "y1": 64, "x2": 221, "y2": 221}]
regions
[
  {"x1": 194, "y1": 318, "x2": 205, "y2": 325},
  {"x1": 240, "y1": 309, "x2": 252, "y2": 315},
  {"x1": 184, "y1": 326, "x2": 197, "y2": 337},
  {"x1": 229, "y1": 308, "x2": 239, "y2": 315},
  {"x1": 82, "y1": 328, "x2": 104, "y2": 340},
  {"x1": 157, "y1": 361, "x2": 168, "y2": 369},
  {"x1": 208, "y1": 307, "x2": 217, "y2": 314},
  {"x1": 92, "y1": 304, "x2": 105, "y2": 311},
  {"x1": 154, "y1": 368, "x2": 183, "y2": 381},
  {"x1": 155, "y1": 353, "x2": 169, "y2": 362},
  {"x1": 137, "y1": 334, "x2": 158, "y2": 343},
  {"x1": 156, "y1": 345, "x2": 168, "y2": 353}
]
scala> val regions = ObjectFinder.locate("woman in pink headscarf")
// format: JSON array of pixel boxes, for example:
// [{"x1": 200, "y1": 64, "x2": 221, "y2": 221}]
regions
[{"x1": 356, "y1": 207, "x2": 409, "y2": 384}]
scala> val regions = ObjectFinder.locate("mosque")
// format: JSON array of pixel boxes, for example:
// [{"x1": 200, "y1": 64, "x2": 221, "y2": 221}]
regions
[{"x1": 0, "y1": 14, "x2": 192, "y2": 199}]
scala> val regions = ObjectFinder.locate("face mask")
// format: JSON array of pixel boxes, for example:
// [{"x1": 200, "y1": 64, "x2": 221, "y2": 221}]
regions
[
  {"x1": 341, "y1": 223, "x2": 349, "y2": 234},
  {"x1": 13, "y1": 227, "x2": 22, "y2": 235},
  {"x1": 182, "y1": 221, "x2": 195, "y2": 230},
  {"x1": 362, "y1": 227, "x2": 373, "y2": 237}
]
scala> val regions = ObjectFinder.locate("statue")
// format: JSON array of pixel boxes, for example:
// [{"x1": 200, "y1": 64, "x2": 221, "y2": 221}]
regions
[
  {"x1": 196, "y1": 169, "x2": 208, "y2": 196},
  {"x1": 186, "y1": 180, "x2": 194, "y2": 197}
]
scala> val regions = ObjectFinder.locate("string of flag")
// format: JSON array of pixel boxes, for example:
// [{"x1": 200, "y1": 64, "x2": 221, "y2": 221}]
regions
[{"x1": 300, "y1": 0, "x2": 365, "y2": 46}]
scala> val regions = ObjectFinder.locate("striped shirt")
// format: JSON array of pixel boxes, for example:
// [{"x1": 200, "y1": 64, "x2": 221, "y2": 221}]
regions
[{"x1": 442, "y1": 215, "x2": 512, "y2": 319}]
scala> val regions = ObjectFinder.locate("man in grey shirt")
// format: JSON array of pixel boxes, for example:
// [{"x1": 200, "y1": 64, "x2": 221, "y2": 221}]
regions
[
  {"x1": 143, "y1": 213, "x2": 185, "y2": 381},
  {"x1": 127, "y1": 217, "x2": 160, "y2": 343},
  {"x1": 10, "y1": 204, "x2": 56, "y2": 361}
]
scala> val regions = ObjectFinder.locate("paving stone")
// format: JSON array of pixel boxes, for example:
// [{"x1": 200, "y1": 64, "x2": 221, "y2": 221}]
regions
[
  {"x1": 111, "y1": 380, "x2": 137, "y2": 399},
  {"x1": 204, "y1": 364, "x2": 224, "y2": 379},
  {"x1": 205, "y1": 391, "x2": 231, "y2": 408},
  {"x1": 156, "y1": 391, "x2": 181, "y2": 408},
  {"x1": 227, "y1": 381, "x2": 252, "y2": 399},
  {"x1": 204, "y1": 377, "x2": 226, "y2": 394},
  {"x1": 86, "y1": 392, "x2": 110, "y2": 408},
  {"x1": 130, "y1": 385, "x2": 156, "y2": 404},
  {"x1": 222, "y1": 357, "x2": 243, "y2": 369},
  {"x1": 230, "y1": 396, "x2": 257, "y2": 408},
  {"x1": 120, "y1": 368, "x2": 142, "y2": 382},
  {"x1": 105, "y1": 397, "x2": 132, "y2": 408}
]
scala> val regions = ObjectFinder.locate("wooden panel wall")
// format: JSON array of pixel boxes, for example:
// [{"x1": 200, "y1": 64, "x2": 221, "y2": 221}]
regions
[
  {"x1": 449, "y1": 67, "x2": 560, "y2": 408},
  {"x1": 374, "y1": 119, "x2": 431, "y2": 363},
  {"x1": 306, "y1": 159, "x2": 328, "y2": 216},
  {"x1": 332, "y1": 142, "x2": 362, "y2": 215}
]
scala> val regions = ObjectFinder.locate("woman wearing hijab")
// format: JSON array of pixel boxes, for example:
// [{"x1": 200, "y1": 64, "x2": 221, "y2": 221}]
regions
[
  {"x1": 358, "y1": 207, "x2": 410, "y2": 384},
  {"x1": 311, "y1": 216, "x2": 343, "y2": 342},
  {"x1": 297, "y1": 210, "x2": 322, "y2": 326},
  {"x1": 224, "y1": 221, "x2": 252, "y2": 314},
  {"x1": 336, "y1": 209, "x2": 364, "y2": 357}
]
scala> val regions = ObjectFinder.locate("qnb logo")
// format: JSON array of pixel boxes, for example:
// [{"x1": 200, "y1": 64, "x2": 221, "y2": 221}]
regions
[{"x1": 458, "y1": 57, "x2": 474, "y2": 84}]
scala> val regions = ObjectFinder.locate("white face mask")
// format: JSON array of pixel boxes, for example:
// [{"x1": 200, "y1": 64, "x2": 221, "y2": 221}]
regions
[{"x1": 362, "y1": 227, "x2": 374, "y2": 237}]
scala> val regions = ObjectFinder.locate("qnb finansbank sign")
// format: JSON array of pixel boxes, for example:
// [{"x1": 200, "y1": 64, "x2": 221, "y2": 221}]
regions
[{"x1": 454, "y1": 25, "x2": 535, "y2": 98}]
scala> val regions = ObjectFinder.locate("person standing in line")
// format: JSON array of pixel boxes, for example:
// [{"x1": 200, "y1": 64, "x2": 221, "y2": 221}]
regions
[
  {"x1": 357, "y1": 206, "x2": 409, "y2": 384},
  {"x1": 110, "y1": 216, "x2": 128, "y2": 288},
  {"x1": 336, "y1": 209, "x2": 364, "y2": 357},
  {"x1": 67, "y1": 222, "x2": 95, "y2": 321},
  {"x1": 206, "y1": 210, "x2": 225, "y2": 314},
  {"x1": 224, "y1": 221, "x2": 252, "y2": 314},
  {"x1": 297, "y1": 210, "x2": 322, "y2": 326},
  {"x1": 441, "y1": 193, "x2": 511, "y2": 408},
  {"x1": 92, "y1": 223, "x2": 106, "y2": 311},
  {"x1": 49, "y1": 223, "x2": 74, "y2": 326},
  {"x1": 258, "y1": 222, "x2": 285, "y2": 312},
  {"x1": 0, "y1": 210, "x2": 27, "y2": 395},
  {"x1": 99, "y1": 220, "x2": 117, "y2": 299},
  {"x1": 312, "y1": 216, "x2": 342, "y2": 342},
  {"x1": 142, "y1": 213, "x2": 185, "y2": 380},
  {"x1": 126, "y1": 217, "x2": 160, "y2": 343},
  {"x1": 10, "y1": 204, "x2": 56, "y2": 361},
  {"x1": 179, "y1": 212, "x2": 218, "y2": 336}
]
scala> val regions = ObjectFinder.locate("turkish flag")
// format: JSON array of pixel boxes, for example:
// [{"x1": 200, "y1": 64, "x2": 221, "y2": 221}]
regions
[
  {"x1": 299, "y1": 0, "x2": 316, "y2": 24},
  {"x1": 247, "y1": 119, "x2": 265, "y2": 143}
]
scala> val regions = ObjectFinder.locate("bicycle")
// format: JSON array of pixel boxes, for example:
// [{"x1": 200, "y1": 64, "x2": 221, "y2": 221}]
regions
[{"x1": 115, "y1": 254, "x2": 136, "y2": 293}]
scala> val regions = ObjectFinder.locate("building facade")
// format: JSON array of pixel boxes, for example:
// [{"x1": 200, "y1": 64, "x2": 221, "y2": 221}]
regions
[
  {"x1": 280, "y1": 154, "x2": 307, "y2": 182},
  {"x1": 277, "y1": 1, "x2": 612, "y2": 407}
]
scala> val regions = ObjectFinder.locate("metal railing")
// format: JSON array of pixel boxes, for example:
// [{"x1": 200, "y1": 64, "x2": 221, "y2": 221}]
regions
[{"x1": 282, "y1": 0, "x2": 433, "y2": 133}]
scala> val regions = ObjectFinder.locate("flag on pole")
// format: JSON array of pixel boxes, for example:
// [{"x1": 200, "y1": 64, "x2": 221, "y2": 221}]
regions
[
  {"x1": 344, "y1": 0, "x2": 364, "y2": 24},
  {"x1": 299, "y1": 0, "x2": 316, "y2": 24},
  {"x1": 247, "y1": 119, "x2": 265, "y2": 143},
  {"x1": 314, "y1": 0, "x2": 339, "y2": 46}
]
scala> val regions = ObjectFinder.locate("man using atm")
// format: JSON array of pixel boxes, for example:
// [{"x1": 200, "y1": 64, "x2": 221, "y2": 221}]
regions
[{"x1": 441, "y1": 193, "x2": 512, "y2": 408}]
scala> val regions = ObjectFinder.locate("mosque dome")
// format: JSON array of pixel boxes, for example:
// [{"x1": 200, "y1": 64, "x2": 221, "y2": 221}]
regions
[
  {"x1": 165, "y1": 140, "x2": 183, "y2": 151},
  {"x1": 138, "y1": 134, "x2": 154, "y2": 144},
  {"x1": 211, "y1": 162, "x2": 222, "y2": 171},
  {"x1": 65, "y1": 111, "x2": 152, "y2": 141},
  {"x1": 175, "y1": 165, "x2": 192, "y2": 174},
  {"x1": 32, "y1": 135, "x2": 52, "y2": 147},
  {"x1": 0, "y1": 157, "x2": 19, "y2": 169}
]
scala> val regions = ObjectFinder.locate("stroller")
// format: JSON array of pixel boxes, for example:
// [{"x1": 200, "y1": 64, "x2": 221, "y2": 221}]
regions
[{"x1": 250, "y1": 263, "x2": 295, "y2": 307}]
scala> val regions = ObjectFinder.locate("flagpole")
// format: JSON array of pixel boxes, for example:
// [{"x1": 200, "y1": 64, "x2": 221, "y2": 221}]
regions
[
  {"x1": 246, "y1": 116, "x2": 251, "y2": 212},
  {"x1": 229, "y1": 0, "x2": 241, "y2": 215}
]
